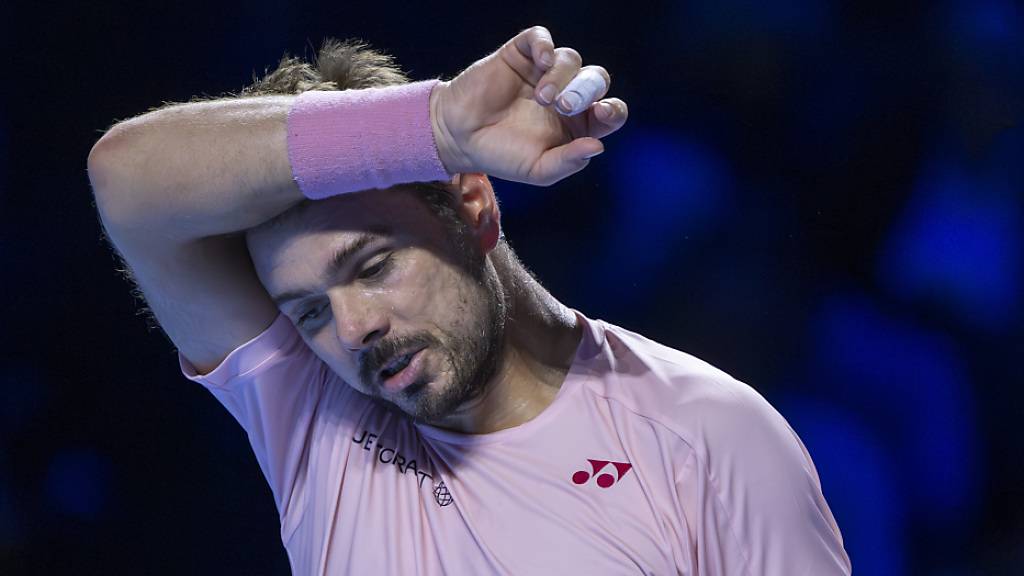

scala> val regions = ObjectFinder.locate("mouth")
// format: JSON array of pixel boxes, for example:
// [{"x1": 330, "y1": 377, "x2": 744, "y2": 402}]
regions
[{"x1": 378, "y1": 347, "x2": 427, "y2": 393}]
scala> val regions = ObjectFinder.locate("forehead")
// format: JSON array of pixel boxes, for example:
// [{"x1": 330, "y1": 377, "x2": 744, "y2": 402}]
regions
[
  {"x1": 247, "y1": 186, "x2": 446, "y2": 277},
  {"x1": 303, "y1": 185, "x2": 440, "y2": 231}
]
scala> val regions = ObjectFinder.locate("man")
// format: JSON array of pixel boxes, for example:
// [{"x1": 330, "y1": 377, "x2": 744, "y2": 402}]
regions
[{"x1": 88, "y1": 26, "x2": 851, "y2": 575}]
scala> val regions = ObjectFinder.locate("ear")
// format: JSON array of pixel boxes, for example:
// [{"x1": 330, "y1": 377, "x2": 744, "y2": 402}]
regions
[{"x1": 452, "y1": 173, "x2": 501, "y2": 254}]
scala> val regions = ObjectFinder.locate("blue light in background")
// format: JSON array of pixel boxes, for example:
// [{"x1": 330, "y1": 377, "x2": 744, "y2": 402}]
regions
[
  {"x1": 945, "y1": 0, "x2": 1020, "y2": 48},
  {"x1": 611, "y1": 127, "x2": 729, "y2": 241},
  {"x1": 44, "y1": 449, "x2": 111, "y2": 521},
  {"x1": 579, "y1": 127, "x2": 731, "y2": 308},
  {"x1": 780, "y1": 398, "x2": 905, "y2": 576},
  {"x1": 807, "y1": 294, "x2": 980, "y2": 528},
  {"x1": 603, "y1": 127, "x2": 729, "y2": 267},
  {"x1": 878, "y1": 161, "x2": 1022, "y2": 331}
]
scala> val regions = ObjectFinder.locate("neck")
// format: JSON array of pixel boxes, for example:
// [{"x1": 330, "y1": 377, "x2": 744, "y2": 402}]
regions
[{"x1": 428, "y1": 244, "x2": 583, "y2": 434}]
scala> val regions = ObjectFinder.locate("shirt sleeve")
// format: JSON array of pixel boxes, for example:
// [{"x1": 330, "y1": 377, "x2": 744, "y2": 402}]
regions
[
  {"x1": 178, "y1": 313, "x2": 330, "y2": 521},
  {"x1": 674, "y1": 379, "x2": 852, "y2": 576}
]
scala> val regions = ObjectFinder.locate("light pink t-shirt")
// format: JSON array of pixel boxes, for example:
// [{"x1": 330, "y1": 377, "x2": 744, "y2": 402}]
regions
[{"x1": 179, "y1": 311, "x2": 851, "y2": 575}]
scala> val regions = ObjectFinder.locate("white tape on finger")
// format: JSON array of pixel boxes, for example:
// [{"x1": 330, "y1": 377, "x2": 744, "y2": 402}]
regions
[{"x1": 556, "y1": 68, "x2": 608, "y2": 116}]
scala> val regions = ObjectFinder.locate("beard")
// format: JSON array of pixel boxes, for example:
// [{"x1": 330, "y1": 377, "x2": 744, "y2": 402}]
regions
[
  {"x1": 405, "y1": 292, "x2": 505, "y2": 423},
  {"x1": 358, "y1": 231, "x2": 508, "y2": 424}
]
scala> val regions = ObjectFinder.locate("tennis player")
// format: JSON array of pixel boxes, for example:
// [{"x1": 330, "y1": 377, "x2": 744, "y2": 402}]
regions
[{"x1": 88, "y1": 26, "x2": 850, "y2": 575}]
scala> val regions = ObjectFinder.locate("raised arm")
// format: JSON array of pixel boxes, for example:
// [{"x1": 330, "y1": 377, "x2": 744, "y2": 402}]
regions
[
  {"x1": 87, "y1": 26, "x2": 628, "y2": 374},
  {"x1": 88, "y1": 94, "x2": 304, "y2": 374}
]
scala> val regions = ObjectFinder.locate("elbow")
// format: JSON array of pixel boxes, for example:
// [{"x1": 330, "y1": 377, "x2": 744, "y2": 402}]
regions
[
  {"x1": 87, "y1": 129, "x2": 114, "y2": 190},
  {"x1": 87, "y1": 122, "x2": 141, "y2": 227}
]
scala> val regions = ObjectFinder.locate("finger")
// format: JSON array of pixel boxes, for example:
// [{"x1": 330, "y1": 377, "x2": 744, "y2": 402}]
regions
[
  {"x1": 584, "y1": 98, "x2": 629, "y2": 139},
  {"x1": 533, "y1": 47, "x2": 583, "y2": 106},
  {"x1": 528, "y1": 137, "x2": 604, "y2": 186},
  {"x1": 555, "y1": 66, "x2": 611, "y2": 117},
  {"x1": 506, "y1": 26, "x2": 555, "y2": 74}
]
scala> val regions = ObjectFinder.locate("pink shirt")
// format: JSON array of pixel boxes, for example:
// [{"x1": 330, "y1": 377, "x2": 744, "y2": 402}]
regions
[{"x1": 179, "y1": 311, "x2": 851, "y2": 575}]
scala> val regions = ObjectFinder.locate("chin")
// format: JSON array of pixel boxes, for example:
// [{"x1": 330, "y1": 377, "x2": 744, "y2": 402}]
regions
[{"x1": 400, "y1": 378, "x2": 468, "y2": 423}]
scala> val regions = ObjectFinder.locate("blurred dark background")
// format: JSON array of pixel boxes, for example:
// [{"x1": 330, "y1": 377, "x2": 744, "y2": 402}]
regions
[{"x1": 3, "y1": 0, "x2": 1022, "y2": 573}]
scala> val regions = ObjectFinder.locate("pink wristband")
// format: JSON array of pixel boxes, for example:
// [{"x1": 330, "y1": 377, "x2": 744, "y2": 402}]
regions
[{"x1": 286, "y1": 79, "x2": 452, "y2": 200}]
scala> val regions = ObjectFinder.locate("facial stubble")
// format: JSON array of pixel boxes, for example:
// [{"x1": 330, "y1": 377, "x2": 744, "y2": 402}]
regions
[{"x1": 363, "y1": 233, "x2": 507, "y2": 424}]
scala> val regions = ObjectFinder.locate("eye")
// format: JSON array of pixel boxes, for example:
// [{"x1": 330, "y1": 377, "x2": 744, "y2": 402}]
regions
[
  {"x1": 358, "y1": 253, "x2": 394, "y2": 281},
  {"x1": 297, "y1": 303, "x2": 326, "y2": 326}
]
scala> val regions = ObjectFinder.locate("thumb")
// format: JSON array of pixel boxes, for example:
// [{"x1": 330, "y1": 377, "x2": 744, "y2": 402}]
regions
[{"x1": 527, "y1": 137, "x2": 604, "y2": 186}]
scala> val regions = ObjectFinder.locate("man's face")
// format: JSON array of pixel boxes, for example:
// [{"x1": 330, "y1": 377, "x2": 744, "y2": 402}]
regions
[{"x1": 246, "y1": 185, "x2": 505, "y2": 423}]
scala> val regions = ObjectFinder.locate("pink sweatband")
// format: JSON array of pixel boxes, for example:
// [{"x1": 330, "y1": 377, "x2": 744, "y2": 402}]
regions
[{"x1": 286, "y1": 79, "x2": 452, "y2": 200}]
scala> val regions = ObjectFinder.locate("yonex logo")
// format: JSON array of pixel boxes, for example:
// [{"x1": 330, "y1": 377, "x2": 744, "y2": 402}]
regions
[{"x1": 572, "y1": 459, "x2": 633, "y2": 488}]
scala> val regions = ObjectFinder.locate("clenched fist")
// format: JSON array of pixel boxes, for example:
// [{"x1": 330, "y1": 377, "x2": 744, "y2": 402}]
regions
[{"x1": 430, "y1": 26, "x2": 629, "y2": 187}]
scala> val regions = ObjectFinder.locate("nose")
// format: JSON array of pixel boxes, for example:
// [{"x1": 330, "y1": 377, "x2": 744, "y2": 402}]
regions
[{"x1": 330, "y1": 290, "x2": 390, "y2": 352}]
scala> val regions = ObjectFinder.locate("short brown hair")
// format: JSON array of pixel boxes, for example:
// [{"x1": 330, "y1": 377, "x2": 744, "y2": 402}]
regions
[{"x1": 241, "y1": 38, "x2": 411, "y2": 96}]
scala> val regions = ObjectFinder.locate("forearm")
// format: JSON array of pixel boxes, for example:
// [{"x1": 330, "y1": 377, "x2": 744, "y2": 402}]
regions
[
  {"x1": 85, "y1": 22, "x2": 627, "y2": 243},
  {"x1": 88, "y1": 95, "x2": 304, "y2": 240}
]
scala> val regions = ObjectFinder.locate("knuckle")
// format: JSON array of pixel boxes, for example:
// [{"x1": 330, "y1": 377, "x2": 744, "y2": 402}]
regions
[
  {"x1": 529, "y1": 25, "x2": 551, "y2": 39},
  {"x1": 555, "y1": 47, "x2": 582, "y2": 65}
]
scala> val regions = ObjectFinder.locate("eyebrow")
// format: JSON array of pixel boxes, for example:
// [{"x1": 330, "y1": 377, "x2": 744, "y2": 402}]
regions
[{"x1": 270, "y1": 231, "x2": 384, "y2": 307}]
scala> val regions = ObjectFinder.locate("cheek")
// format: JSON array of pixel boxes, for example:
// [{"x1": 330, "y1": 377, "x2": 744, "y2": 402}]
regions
[{"x1": 392, "y1": 252, "x2": 482, "y2": 324}]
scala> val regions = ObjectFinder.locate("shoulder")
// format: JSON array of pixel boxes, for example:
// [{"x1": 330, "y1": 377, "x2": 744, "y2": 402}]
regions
[
  {"x1": 580, "y1": 317, "x2": 849, "y2": 572},
  {"x1": 579, "y1": 317, "x2": 810, "y2": 476}
]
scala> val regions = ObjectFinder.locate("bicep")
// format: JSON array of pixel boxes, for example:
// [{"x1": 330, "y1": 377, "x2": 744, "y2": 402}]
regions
[{"x1": 106, "y1": 225, "x2": 280, "y2": 374}]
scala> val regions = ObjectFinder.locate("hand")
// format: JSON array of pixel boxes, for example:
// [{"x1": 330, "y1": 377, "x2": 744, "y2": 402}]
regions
[{"x1": 430, "y1": 26, "x2": 629, "y2": 186}]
